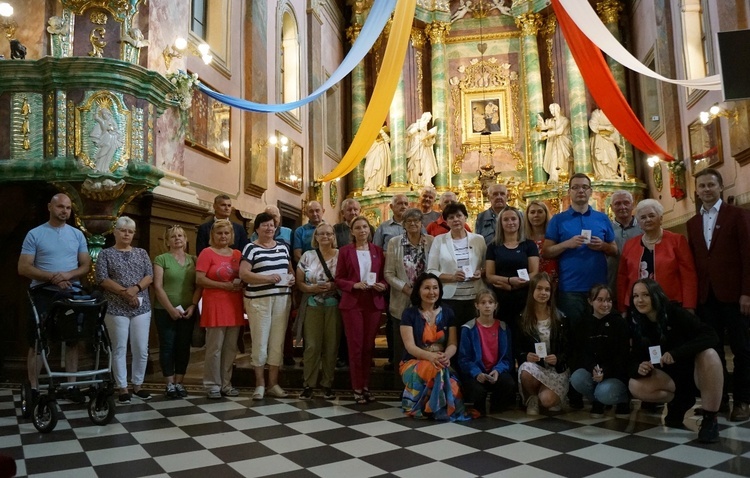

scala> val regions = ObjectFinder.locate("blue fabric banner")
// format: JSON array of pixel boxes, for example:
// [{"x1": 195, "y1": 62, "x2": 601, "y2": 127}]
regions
[{"x1": 195, "y1": 0, "x2": 396, "y2": 113}]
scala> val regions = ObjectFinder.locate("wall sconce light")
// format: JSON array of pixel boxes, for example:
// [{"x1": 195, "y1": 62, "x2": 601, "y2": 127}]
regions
[
  {"x1": 700, "y1": 103, "x2": 738, "y2": 124},
  {"x1": 0, "y1": 3, "x2": 17, "y2": 40},
  {"x1": 163, "y1": 36, "x2": 213, "y2": 70},
  {"x1": 646, "y1": 155, "x2": 661, "y2": 168},
  {"x1": 255, "y1": 133, "x2": 290, "y2": 153}
]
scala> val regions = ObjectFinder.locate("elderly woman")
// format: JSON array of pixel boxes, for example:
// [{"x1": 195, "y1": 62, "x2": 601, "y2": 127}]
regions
[
  {"x1": 97, "y1": 216, "x2": 153, "y2": 404},
  {"x1": 628, "y1": 279, "x2": 723, "y2": 443},
  {"x1": 196, "y1": 219, "x2": 244, "y2": 399},
  {"x1": 335, "y1": 215, "x2": 387, "y2": 404},
  {"x1": 385, "y1": 208, "x2": 434, "y2": 368},
  {"x1": 240, "y1": 212, "x2": 295, "y2": 400},
  {"x1": 426, "y1": 203, "x2": 487, "y2": 332},
  {"x1": 296, "y1": 222, "x2": 340, "y2": 400},
  {"x1": 617, "y1": 199, "x2": 697, "y2": 313},
  {"x1": 153, "y1": 225, "x2": 202, "y2": 399},
  {"x1": 400, "y1": 273, "x2": 471, "y2": 420}
]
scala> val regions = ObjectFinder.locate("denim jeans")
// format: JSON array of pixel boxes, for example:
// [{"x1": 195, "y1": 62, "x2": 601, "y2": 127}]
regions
[{"x1": 570, "y1": 368, "x2": 629, "y2": 405}]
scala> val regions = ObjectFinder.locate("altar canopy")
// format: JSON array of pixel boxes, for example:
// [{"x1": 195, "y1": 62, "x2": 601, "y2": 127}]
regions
[
  {"x1": 551, "y1": 0, "x2": 674, "y2": 160},
  {"x1": 196, "y1": 0, "x2": 397, "y2": 113}
]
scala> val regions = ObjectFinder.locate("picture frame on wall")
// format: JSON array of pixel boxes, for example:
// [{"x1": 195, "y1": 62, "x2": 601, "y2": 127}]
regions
[
  {"x1": 728, "y1": 100, "x2": 750, "y2": 165},
  {"x1": 461, "y1": 88, "x2": 513, "y2": 145},
  {"x1": 186, "y1": 81, "x2": 231, "y2": 161},
  {"x1": 689, "y1": 118, "x2": 723, "y2": 176},
  {"x1": 276, "y1": 139, "x2": 303, "y2": 193}
]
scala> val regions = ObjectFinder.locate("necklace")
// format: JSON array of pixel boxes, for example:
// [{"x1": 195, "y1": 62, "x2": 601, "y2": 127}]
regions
[{"x1": 642, "y1": 230, "x2": 663, "y2": 245}]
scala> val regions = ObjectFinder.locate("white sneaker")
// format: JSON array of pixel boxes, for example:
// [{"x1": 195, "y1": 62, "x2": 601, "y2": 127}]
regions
[
  {"x1": 252, "y1": 385, "x2": 265, "y2": 400},
  {"x1": 526, "y1": 395, "x2": 540, "y2": 416}
]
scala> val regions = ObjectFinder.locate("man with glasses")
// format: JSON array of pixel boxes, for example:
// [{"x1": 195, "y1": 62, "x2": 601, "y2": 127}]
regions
[{"x1": 607, "y1": 190, "x2": 641, "y2": 306}]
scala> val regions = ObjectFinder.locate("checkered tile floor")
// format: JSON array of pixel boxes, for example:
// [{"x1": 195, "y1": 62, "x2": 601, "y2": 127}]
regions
[{"x1": 2, "y1": 387, "x2": 750, "y2": 477}]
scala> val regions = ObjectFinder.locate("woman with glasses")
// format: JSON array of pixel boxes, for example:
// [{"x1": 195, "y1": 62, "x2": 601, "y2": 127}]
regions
[
  {"x1": 617, "y1": 199, "x2": 697, "y2": 313},
  {"x1": 385, "y1": 208, "x2": 434, "y2": 368},
  {"x1": 96, "y1": 216, "x2": 154, "y2": 404},
  {"x1": 153, "y1": 225, "x2": 202, "y2": 398},
  {"x1": 296, "y1": 223, "x2": 340, "y2": 400}
]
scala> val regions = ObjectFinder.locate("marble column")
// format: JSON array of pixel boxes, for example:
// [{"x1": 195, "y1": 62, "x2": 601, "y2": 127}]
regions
[
  {"x1": 515, "y1": 13, "x2": 546, "y2": 185},
  {"x1": 346, "y1": 21, "x2": 365, "y2": 195},
  {"x1": 564, "y1": 43, "x2": 592, "y2": 174},
  {"x1": 596, "y1": 0, "x2": 634, "y2": 178},
  {"x1": 425, "y1": 21, "x2": 451, "y2": 190},
  {"x1": 388, "y1": 74, "x2": 408, "y2": 188}
]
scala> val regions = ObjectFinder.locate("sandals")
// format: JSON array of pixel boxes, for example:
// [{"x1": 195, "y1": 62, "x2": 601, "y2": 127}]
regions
[
  {"x1": 353, "y1": 391, "x2": 368, "y2": 405},
  {"x1": 363, "y1": 389, "x2": 375, "y2": 403}
]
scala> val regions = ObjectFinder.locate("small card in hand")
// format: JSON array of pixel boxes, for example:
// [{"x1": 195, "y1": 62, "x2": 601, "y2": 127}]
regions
[
  {"x1": 649, "y1": 345, "x2": 662, "y2": 364},
  {"x1": 535, "y1": 342, "x2": 547, "y2": 358},
  {"x1": 517, "y1": 268, "x2": 530, "y2": 281},
  {"x1": 581, "y1": 229, "x2": 592, "y2": 244},
  {"x1": 366, "y1": 272, "x2": 377, "y2": 286}
]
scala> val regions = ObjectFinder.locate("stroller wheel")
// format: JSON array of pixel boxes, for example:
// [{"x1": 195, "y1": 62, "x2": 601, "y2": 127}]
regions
[
  {"x1": 88, "y1": 393, "x2": 115, "y2": 426},
  {"x1": 21, "y1": 383, "x2": 35, "y2": 419},
  {"x1": 32, "y1": 397, "x2": 59, "y2": 433}
]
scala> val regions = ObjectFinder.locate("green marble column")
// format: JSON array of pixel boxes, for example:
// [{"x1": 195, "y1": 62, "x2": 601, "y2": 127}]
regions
[
  {"x1": 515, "y1": 14, "x2": 546, "y2": 185},
  {"x1": 389, "y1": 74, "x2": 407, "y2": 187},
  {"x1": 564, "y1": 43, "x2": 592, "y2": 174},
  {"x1": 426, "y1": 21, "x2": 451, "y2": 190},
  {"x1": 346, "y1": 22, "x2": 365, "y2": 195},
  {"x1": 596, "y1": 0, "x2": 635, "y2": 178}
]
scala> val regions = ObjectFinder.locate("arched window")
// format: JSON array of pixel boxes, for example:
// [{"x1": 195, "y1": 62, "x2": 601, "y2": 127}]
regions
[
  {"x1": 281, "y1": 10, "x2": 300, "y2": 106},
  {"x1": 680, "y1": 0, "x2": 714, "y2": 99}
]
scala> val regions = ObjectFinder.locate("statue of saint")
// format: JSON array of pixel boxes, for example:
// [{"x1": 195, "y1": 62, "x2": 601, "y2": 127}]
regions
[
  {"x1": 91, "y1": 108, "x2": 122, "y2": 173},
  {"x1": 363, "y1": 127, "x2": 391, "y2": 193},
  {"x1": 589, "y1": 108, "x2": 622, "y2": 180},
  {"x1": 537, "y1": 103, "x2": 573, "y2": 184},
  {"x1": 406, "y1": 112, "x2": 438, "y2": 188}
]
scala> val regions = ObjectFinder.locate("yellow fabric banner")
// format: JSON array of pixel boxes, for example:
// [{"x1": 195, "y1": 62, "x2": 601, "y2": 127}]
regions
[{"x1": 320, "y1": 0, "x2": 416, "y2": 182}]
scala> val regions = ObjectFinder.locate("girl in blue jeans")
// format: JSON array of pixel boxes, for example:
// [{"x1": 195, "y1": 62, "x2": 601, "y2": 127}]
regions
[{"x1": 569, "y1": 284, "x2": 630, "y2": 417}]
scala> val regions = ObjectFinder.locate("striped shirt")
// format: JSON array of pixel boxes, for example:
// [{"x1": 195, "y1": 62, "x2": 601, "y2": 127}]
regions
[{"x1": 242, "y1": 242, "x2": 292, "y2": 299}]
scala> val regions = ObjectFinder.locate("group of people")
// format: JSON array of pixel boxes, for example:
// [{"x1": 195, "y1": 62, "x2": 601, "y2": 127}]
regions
[{"x1": 19, "y1": 167, "x2": 749, "y2": 444}]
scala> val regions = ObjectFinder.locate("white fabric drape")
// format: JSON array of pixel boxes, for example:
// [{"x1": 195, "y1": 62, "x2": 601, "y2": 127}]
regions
[{"x1": 558, "y1": 0, "x2": 722, "y2": 91}]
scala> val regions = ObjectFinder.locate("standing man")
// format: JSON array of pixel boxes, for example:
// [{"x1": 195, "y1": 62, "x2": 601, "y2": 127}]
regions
[
  {"x1": 474, "y1": 183, "x2": 508, "y2": 244},
  {"x1": 18, "y1": 193, "x2": 91, "y2": 403},
  {"x1": 687, "y1": 168, "x2": 750, "y2": 422},
  {"x1": 418, "y1": 187, "x2": 440, "y2": 227},
  {"x1": 543, "y1": 173, "x2": 616, "y2": 326},
  {"x1": 607, "y1": 190, "x2": 641, "y2": 306},
  {"x1": 196, "y1": 194, "x2": 249, "y2": 255},
  {"x1": 334, "y1": 198, "x2": 362, "y2": 248},
  {"x1": 250, "y1": 205, "x2": 292, "y2": 246},
  {"x1": 426, "y1": 191, "x2": 472, "y2": 236},
  {"x1": 293, "y1": 201, "x2": 325, "y2": 263}
]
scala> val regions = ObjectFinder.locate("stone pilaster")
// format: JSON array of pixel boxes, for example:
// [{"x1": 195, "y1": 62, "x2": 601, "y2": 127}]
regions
[
  {"x1": 389, "y1": 74, "x2": 407, "y2": 188},
  {"x1": 425, "y1": 21, "x2": 451, "y2": 190},
  {"x1": 564, "y1": 43, "x2": 592, "y2": 174},
  {"x1": 346, "y1": 22, "x2": 365, "y2": 195}
]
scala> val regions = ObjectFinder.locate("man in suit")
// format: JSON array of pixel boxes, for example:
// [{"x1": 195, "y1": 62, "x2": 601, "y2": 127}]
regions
[
  {"x1": 196, "y1": 194, "x2": 248, "y2": 255},
  {"x1": 687, "y1": 168, "x2": 750, "y2": 422}
]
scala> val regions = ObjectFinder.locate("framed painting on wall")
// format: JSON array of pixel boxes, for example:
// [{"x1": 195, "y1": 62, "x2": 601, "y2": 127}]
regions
[
  {"x1": 187, "y1": 81, "x2": 231, "y2": 161},
  {"x1": 461, "y1": 88, "x2": 513, "y2": 145},
  {"x1": 276, "y1": 140, "x2": 303, "y2": 192},
  {"x1": 689, "y1": 118, "x2": 723, "y2": 175}
]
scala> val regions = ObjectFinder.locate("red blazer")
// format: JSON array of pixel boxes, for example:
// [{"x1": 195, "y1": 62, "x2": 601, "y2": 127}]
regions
[
  {"x1": 335, "y1": 242, "x2": 387, "y2": 311},
  {"x1": 687, "y1": 203, "x2": 750, "y2": 303},
  {"x1": 617, "y1": 230, "x2": 698, "y2": 312}
]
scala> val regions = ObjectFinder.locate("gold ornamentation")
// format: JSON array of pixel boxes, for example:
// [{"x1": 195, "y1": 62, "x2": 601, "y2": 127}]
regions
[
  {"x1": 147, "y1": 104, "x2": 154, "y2": 163},
  {"x1": 20, "y1": 97, "x2": 30, "y2": 150},
  {"x1": 515, "y1": 13, "x2": 543, "y2": 36},
  {"x1": 425, "y1": 22, "x2": 451, "y2": 44},
  {"x1": 61, "y1": 0, "x2": 140, "y2": 24},
  {"x1": 89, "y1": 27, "x2": 106, "y2": 57},
  {"x1": 596, "y1": 0, "x2": 623, "y2": 25},
  {"x1": 90, "y1": 11, "x2": 107, "y2": 24},
  {"x1": 75, "y1": 91, "x2": 132, "y2": 172},
  {"x1": 446, "y1": 31, "x2": 520, "y2": 44},
  {"x1": 46, "y1": 92, "x2": 55, "y2": 157},
  {"x1": 543, "y1": 15, "x2": 557, "y2": 100},
  {"x1": 412, "y1": 28, "x2": 425, "y2": 111},
  {"x1": 345, "y1": 24, "x2": 361, "y2": 45},
  {"x1": 67, "y1": 100, "x2": 75, "y2": 157},
  {"x1": 330, "y1": 181, "x2": 338, "y2": 207},
  {"x1": 81, "y1": 178, "x2": 126, "y2": 201},
  {"x1": 364, "y1": 209, "x2": 381, "y2": 228}
]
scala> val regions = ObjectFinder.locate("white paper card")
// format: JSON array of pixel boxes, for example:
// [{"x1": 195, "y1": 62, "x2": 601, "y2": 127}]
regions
[
  {"x1": 517, "y1": 268, "x2": 530, "y2": 281},
  {"x1": 138, "y1": 297, "x2": 143, "y2": 306},
  {"x1": 535, "y1": 342, "x2": 547, "y2": 358},
  {"x1": 175, "y1": 305, "x2": 185, "y2": 314},
  {"x1": 461, "y1": 265, "x2": 474, "y2": 280},
  {"x1": 581, "y1": 229, "x2": 592, "y2": 244},
  {"x1": 649, "y1": 345, "x2": 662, "y2": 364},
  {"x1": 277, "y1": 273, "x2": 290, "y2": 286},
  {"x1": 366, "y1": 272, "x2": 377, "y2": 286}
]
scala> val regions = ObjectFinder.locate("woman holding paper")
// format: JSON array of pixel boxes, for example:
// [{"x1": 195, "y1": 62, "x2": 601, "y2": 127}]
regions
[
  {"x1": 196, "y1": 219, "x2": 244, "y2": 399},
  {"x1": 628, "y1": 279, "x2": 723, "y2": 443},
  {"x1": 335, "y1": 215, "x2": 387, "y2": 404},
  {"x1": 240, "y1": 213, "x2": 295, "y2": 400},
  {"x1": 515, "y1": 272, "x2": 570, "y2": 415},
  {"x1": 426, "y1": 202, "x2": 487, "y2": 331},
  {"x1": 486, "y1": 206, "x2": 539, "y2": 333}
]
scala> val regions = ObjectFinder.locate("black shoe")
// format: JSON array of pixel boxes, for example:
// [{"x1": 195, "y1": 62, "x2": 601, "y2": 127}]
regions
[
  {"x1": 323, "y1": 388, "x2": 335, "y2": 400},
  {"x1": 615, "y1": 402, "x2": 631, "y2": 417},
  {"x1": 568, "y1": 395, "x2": 584, "y2": 410},
  {"x1": 590, "y1": 401, "x2": 605, "y2": 418},
  {"x1": 698, "y1": 415, "x2": 719, "y2": 443},
  {"x1": 300, "y1": 387, "x2": 313, "y2": 400},
  {"x1": 336, "y1": 359, "x2": 348, "y2": 370},
  {"x1": 118, "y1": 393, "x2": 131, "y2": 404},
  {"x1": 65, "y1": 386, "x2": 86, "y2": 404},
  {"x1": 133, "y1": 389, "x2": 152, "y2": 400}
]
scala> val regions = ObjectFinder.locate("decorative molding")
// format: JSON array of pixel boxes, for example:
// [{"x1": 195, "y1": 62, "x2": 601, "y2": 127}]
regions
[
  {"x1": 411, "y1": 28, "x2": 425, "y2": 111},
  {"x1": 596, "y1": 0, "x2": 623, "y2": 25},
  {"x1": 515, "y1": 13, "x2": 543, "y2": 36},
  {"x1": 542, "y1": 15, "x2": 557, "y2": 99},
  {"x1": 425, "y1": 21, "x2": 451, "y2": 44},
  {"x1": 445, "y1": 30, "x2": 520, "y2": 44}
]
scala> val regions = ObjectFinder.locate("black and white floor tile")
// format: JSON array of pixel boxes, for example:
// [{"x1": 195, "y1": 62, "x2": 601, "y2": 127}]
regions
[{"x1": 1, "y1": 387, "x2": 750, "y2": 477}]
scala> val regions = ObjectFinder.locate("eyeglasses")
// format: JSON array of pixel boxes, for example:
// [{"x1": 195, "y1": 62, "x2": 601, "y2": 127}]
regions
[{"x1": 570, "y1": 185, "x2": 592, "y2": 191}]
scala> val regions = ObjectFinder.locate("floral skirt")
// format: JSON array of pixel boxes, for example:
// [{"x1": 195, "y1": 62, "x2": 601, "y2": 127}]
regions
[
  {"x1": 518, "y1": 361, "x2": 570, "y2": 403},
  {"x1": 399, "y1": 359, "x2": 472, "y2": 421}
]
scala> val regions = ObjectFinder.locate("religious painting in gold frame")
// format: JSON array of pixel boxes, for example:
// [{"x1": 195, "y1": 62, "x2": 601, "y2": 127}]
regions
[
  {"x1": 461, "y1": 88, "x2": 513, "y2": 145},
  {"x1": 689, "y1": 118, "x2": 723, "y2": 176},
  {"x1": 186, "y1": 80, "x2": 231, "y2": 162},
  {"x1": 276, "y1": 141, "x2": 304, "y2": 193},
  {"x1": 728, "y1": 100, "x2": 750, "y2": 165}
]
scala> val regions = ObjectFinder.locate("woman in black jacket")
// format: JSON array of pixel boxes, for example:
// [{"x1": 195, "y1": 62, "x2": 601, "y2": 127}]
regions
[
  {"x1": 516, "y1": 273, "x2": 569, "y2": 415},
  {"x1": 628, "y1": 279, "x2": 722, "y2": 443}
]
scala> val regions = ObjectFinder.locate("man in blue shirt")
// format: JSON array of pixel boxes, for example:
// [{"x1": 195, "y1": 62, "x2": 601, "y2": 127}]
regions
[
  {"x1": 293, "y1": 201, "x2": 324, "y2": 263},
  {"x1": 543, "y1": 173, "x2": 617, "y2": 327},
  {"x1": 250, "y1": 205, "x2": 292, "y2": 247},
  {"x1": 18, "y1": 193, "x2": 91, "y2": 402}
]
